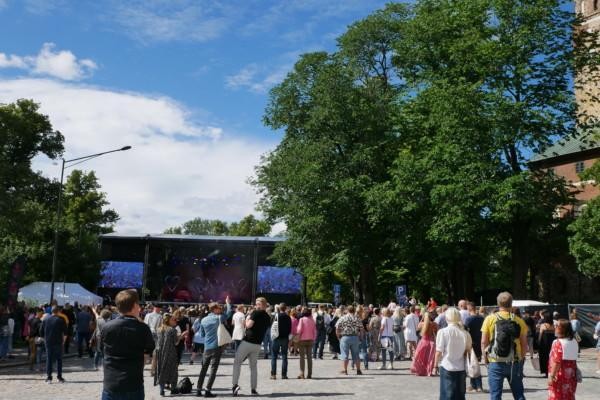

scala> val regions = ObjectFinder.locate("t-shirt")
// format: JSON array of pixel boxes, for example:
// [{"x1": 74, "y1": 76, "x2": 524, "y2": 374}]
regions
[
  {"x1": 102, "y1": 315, "x2": 155, "y2": 393},
  {"x1": 275, "y1": 312, "x2": 292, "y2": 339},
  {"x1": 436, "y1": 324, "x2": 472, "y2": 372},
  {"x1": 481, "y1": 311, "x2": 528, "y2": 362},
  {"x1": 244, "y1": 310, "x2": 270, "y2": 344},
  {"x1": 464, "y1": 314, "x2": 484, "y2": 356},
  {"x1": 380, "y1": 316, "x2": 394, "y2": 337},
  {"x1": 41, "y1": 315, "x2": 67, "y2": 346},
  {"x1": 335, "y1": 314, "x2": 362, "y2": 336},
  {"x1": 76, "y1": 311, "x2": 92, "y2": 333}
]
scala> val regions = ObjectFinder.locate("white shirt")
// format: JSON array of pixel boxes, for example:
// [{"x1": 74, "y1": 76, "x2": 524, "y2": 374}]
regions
[
  {"x1": 232, "y1": 311, "x2": 246, "y2": 341},
  {"x1": 312, "y1": 311, "x2": 331, "y2": 326},
  {"x1": 380, "y1": 316, "x2": 394, "y2": 337},
  {"x1": 459, "y1": 309, "x2": 470, "y2": 325},
  {"x1": 144, "y1": 311, "x2": 161, "y2": 334},
  {"x1": 403, "y1": 313, "x2": 419, "y2": 341},
  {"x1": 436, "y1": 324, "x2": 472, "y2": 372},
  {"x1": 558, "y1": 338, "x2": 578, "y2": 361}
]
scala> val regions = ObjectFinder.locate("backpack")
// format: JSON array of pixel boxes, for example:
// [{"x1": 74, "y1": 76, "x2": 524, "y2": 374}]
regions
[
  {"x1": 316, "y1": 313, "x2": 326, "y2": 332},
  {"x1": 489, "y1": 313, "x2": 521, "y2": 362},
  {"x1": 175, "y1": 377, "x2": 193, "y2": 394}
]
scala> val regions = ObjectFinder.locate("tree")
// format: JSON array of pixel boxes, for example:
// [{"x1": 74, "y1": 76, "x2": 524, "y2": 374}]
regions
[
  {"x1": 229, "y1": 215, "x2": 271, "y2": 236},
  {"x1": 164, "y1": 215, "x2": 270, "y2": 237}
]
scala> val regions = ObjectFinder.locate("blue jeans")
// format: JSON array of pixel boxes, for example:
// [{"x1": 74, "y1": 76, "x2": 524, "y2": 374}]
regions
[
  {"x1": 101, "y1": 388, "x2": 144, "y2": 400},
  {"x1": 487, "y1": 362, "x2": 525, "y2": 400},
  {"x1": 470, "y1": 375, "x2": 483, "y2": 390},
  {"x1": 77, "y1": 331, "x2": 92, "y2": 357},
  {"x1": 262, "y1": 329, "x2": 272, "y2": 356},
  {"x1": 439, "y1": 367, "x2": 466, "y2": 400},
  {"x1": 0, "y1": 335, "x2": 8, "y2": 359},
  {"x1": 45, "y1": 344, "x2": 63, "y2": 379},
  {"x1": 271, "y1": 337, "x2": 289, "y2": 377},
  {"x1": 94, "y1": 349, "x2": 104, "y2": 368},
  {"x1": 312, "y1": 330, "x2": 326, "y2": 358},
  {"x1": 380, "y1": 336, "x2": 394, "y2": 367},
  {"x1": 340, "y1": 335, "x2": 360, "y2": 363},
  {"x1": 357, "y1": 335, "x2": 369, "y2": 369}
]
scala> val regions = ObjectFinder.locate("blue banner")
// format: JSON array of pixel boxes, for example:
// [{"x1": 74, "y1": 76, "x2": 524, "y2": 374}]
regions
[
  {"x1": 396, "y1": 285, "x2": 408, "y2": 307},
  {"x1": 333, "y1": 284, "x2": 341, "y2": 306}
]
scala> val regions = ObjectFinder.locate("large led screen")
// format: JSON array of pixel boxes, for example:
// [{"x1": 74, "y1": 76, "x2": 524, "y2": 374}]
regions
[
  {"x1": 99, "y1": 261, "x2": 144, "y2": 288},
  {"x1": 156, "y1": 246, "x2": 253, "y2": 304},
  {"x1": 257, "y1": 266, "x2": 302, "y2": 294}
]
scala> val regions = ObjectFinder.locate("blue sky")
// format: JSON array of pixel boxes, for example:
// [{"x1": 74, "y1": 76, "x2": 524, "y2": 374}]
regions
[{"x1": 0, "y1": 0, "x2": 389, "y2": 233}]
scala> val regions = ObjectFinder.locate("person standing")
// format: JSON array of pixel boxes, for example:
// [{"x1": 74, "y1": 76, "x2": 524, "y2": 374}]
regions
[
  {"x1": 464, "y1": 302, "x2": 484, "y2": 392},
  {"x1": 232, "y1": 297, "x2": 271, "y2": 397},
  {"x1": 335, "y1": 305, "x2": 364, "y2": 376},
  {"x1": 40, "y1": 306, "x2": 68, "y2": 383},
  {"x1": 594, "y1": 316, "x2": 600, "y2": 374},
  {"x1": 538, "y1": 311, "x2": 555, "y2": 379},
  {"x1": 143, "y1": 305, "x2": 162, "y2": 345},
  {"x1": 404, "y1": 306, "x2": 419, "y2": 360},
  {"x1": 62, "y1": 303, "x2": 75, "y2": 354},
  {"x1": 328, "y1": 308, "x2": 341, "y2": 360},
  {"x1": 392, "y1": 307, "x2": 406, "y2": 361},
  {"x1": 312, "y1": 305, "x2": 330, "y2": 360},
  {"x1": 410, "y1": 312, "x2": 438, "y2": 376},
  {"x1": 92, "y1": 309, "x2": 111, "y2": 370},
  {"x1": 28, "y1": 308, "x2": 43, "y2": 371},
  {"x1": 155, "y1": 313, "x2": 183, "y2": 396},
  {"x1": 296, "y1": 307, "x2": 317, "y2": 379},
  {"x1": 101, "y1": 289, "x2": 155, "y2": 400},
  {"x1": 190, "y1": 308, "x2": 206, "y2": 366},
  {"x1": 433, "y1": 308, "x2": 472, "y2": 400},
  {"x1": 547, "y1": 320, "x2": 578, "y2": 400},
  {"x1": 379, "y1": 308, "x2": 395, "y2": 370},
  {"x1": 481, "y1": 291, "x2": 528, "y2": 400},
  {"x1": 271, "y1": 303, "x2": 291, "y2": 380},
  {"x1": 231, "y1": 305, "x2": 246, "y2": 351},
  {"x1": 458, "y1": 300, "x2": 470, "y2": 325},
  {"x1": 76, "y1": 306, "x2": 94, "y2": 358},
  {"x1": 368, "y1": 308, "x2": 382, "y2": 362},
  {"x1": 196, "y1": 302, "x2": 227, "y2": 398}
]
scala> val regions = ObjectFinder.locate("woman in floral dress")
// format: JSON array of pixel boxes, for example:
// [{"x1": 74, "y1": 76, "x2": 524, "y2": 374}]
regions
[{"x1": 548, "y1": 319, "x2": 578, "y2": 400}]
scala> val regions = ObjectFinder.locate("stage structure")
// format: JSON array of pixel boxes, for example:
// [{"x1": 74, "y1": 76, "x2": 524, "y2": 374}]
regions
[{"x1": 99, "y1": 233, "x2": 302, "y2": 305}]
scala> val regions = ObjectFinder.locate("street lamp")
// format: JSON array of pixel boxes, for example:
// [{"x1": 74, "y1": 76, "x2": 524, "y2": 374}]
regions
[{"x1": 49, "y1": 145, "x2": 132, "y2": 303}]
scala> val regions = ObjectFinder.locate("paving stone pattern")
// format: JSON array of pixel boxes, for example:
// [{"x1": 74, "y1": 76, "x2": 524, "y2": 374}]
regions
[{"x1": 0, "y1": 349, "x2": 599, "y2": 400}]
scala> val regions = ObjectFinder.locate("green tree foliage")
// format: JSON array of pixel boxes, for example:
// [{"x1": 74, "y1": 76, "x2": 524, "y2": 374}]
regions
[
  {"x1": 164, "y1": 214, "x2": 271, "y2": 236},
  {"x1": 254, "y1": 1, "x2": 598, "y2": 303}
]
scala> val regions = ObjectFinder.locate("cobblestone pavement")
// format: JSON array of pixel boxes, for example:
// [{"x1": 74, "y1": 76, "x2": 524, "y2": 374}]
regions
[{"x1": 1, "y1": 349, "x2": 598, "y2": 400}]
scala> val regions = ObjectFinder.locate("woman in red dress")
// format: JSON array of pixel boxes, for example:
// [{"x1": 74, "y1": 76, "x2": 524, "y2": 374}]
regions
[
  {"x1": 548, "y1": 319, "x2": 578, "y2": 400},
  {"x1": 410, "y1": 312, "x2": 438, "y2": 376}
]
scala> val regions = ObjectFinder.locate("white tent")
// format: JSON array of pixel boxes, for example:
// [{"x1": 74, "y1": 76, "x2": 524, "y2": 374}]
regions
[
  {"x1": 18, "y1": 282, "x2": 103, "y2": 306},
  {"x1": 512, "y1": 300, "x2": 549, "y2": 307}
]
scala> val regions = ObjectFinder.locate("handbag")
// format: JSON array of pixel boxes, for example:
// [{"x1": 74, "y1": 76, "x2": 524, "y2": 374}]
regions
[
  {"x1": 217, "y1": 323, "x2": 232, "y2": 347},
  {"x1": 530, "y1": 355, "x2": 540, "y2": 371},
  {"x1": 270, "y1": 314, "x2": 279, "y2": 341},
  {"x1": 576, "y1": 367, "x2": 583, "y2": 383},
  {"x1": 466, "y1": 349, "x2": 481, "y2": 378}
]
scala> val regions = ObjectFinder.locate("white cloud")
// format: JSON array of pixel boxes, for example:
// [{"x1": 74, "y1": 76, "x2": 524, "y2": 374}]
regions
[
  {"x1": 226, "y1": 63, "x2": 291, "y2": 94},
  {"x1": 110, "y1": 0, "x2": 233, "y2": 44},
  {"x1": 0, "y1": 43, "x2": 97, "y2": 81},
  {"x1": 0, "y1": 78, "x2": 274, "y2": 233}
]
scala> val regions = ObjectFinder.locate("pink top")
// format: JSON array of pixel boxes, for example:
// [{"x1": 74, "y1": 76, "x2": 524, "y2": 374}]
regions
[
  {"x1": 291, "y1": 317, "x2": 299, "y2": 336},
  {"x1": 297, "y1": 316, "x2": 317, "y2": 341}
]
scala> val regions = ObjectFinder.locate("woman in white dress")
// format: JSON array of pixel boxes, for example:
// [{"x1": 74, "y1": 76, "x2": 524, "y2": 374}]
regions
[{"x1": 231, "y1": 305, "x2": 246, "y2": 351}]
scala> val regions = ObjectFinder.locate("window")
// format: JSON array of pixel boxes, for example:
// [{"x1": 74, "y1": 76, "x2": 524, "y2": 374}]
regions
[{"x1": 575, "y1": 161, "x2": 585, "y2": 174}]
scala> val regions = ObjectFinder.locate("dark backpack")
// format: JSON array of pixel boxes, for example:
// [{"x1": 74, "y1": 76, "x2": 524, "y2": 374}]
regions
[
  {"x1": 175, "y1": 377, "x2": 193, "y2": 394},
  {"x1": 489, "y1": 313, "x2": 521, "y2": 362},
  {"x1": 316, "y1": 313, "x2": 326, "y2": 332}
]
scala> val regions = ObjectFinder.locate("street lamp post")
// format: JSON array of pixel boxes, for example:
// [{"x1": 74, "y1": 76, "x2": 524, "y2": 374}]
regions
[{"x1": 49, "y1": 145, "x2": 131, "y2": 303}]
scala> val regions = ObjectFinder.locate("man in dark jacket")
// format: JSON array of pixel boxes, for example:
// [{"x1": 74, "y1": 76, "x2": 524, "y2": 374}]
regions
[
  {"x1": 270, "y1": 303, "x2": 292, "y2": 380},
  {"x1": 40, "y1": 306, "x2": 68, "y2": 383},
  {"x1": 101, "y1": 289, "x2": 154, "y2": 400}
]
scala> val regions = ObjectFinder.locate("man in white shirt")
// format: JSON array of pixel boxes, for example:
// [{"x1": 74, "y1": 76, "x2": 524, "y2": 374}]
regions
[
  {"x1": 312, "y1": 305, "x2": 331, "y2": 359},
  {"x1": 143, "y1": 304, "x2": 162, "y2": 343},
  {"x1": 434, "y1": 308, "x2": 472, "y2": 399},
  {"x1": 458, "y1": 300, "x2": 470, "y2": 325}
]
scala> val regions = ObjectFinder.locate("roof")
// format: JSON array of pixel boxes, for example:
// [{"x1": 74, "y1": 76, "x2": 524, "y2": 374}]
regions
[
  {"x1": 100, "y1": 232, "x2": 285, "y2": 244},
  {"x1": 530, "y1": 132, "x2": 599, "y2": 163}
]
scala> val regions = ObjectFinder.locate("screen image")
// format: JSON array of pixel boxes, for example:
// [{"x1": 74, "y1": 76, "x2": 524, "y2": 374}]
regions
[
  {"x1": 100, "y1": 261, "x2": 144, "y2": 288},
  {"x1": 257, "y1": 266, "x2": 302, "y2": 294}
]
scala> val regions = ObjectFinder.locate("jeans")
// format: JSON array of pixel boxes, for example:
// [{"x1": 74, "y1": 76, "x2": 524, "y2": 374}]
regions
[
  {"x1": 45, "y1": 344, "x2": 63, "y2": 379},
  {"x1": 439, "y1": 366, "x2": 466, "y2": 400},
  {"x1": 197, "y1": 347, "x2": 223, "y2": 391},
  {"x1": 312, "y1": 330, "x2": 326, "y2": 358},
  {"x1": 380, "y1": 336, "x2": 394, "y2": 367},
  {"x1": 487, "y1": 362, "x2": 525, "y2": 400},
  {"x1": 262, "y1": 330, "x2": 272, "y2": 357},
  {"x1": 470, "y1": 375, "x2": 483, "y2": 390},
  {"x1": 358, "y1": 335, "x2": 369, "y2": 369},
  {"x1": 340, "y1": 335, "x2": 360, "y2": 363},
  {"x1": 232, "y1": 341, "x2": 261, "y2": 390},
  {"x1": 77, "y1": 331, "x2": 92, "y2": 357},
  {"x1": 0, "y1": 335, "x2": 8, "y2": 359},
  {"x1": 94, "y1": 349, "x2": 104, "y2": 368},
  {"x1": 101, "y1": 388, "x2": 144, "y2": 400},
  {"x1": 271, "y1": 337, "x2": 289, "y2": 377}
]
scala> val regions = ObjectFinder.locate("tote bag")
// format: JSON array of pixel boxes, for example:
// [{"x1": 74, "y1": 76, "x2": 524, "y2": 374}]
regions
[
  {"x1": 217, "y1": 323, "x2": 232, "y2": 347},
  {"x1": 466, "y1": 349, "x2": 481, "y2": 378},
  {"x1": 270, "y1": 313, "x2": 279, "y2": 341},
  {"x1": 530, "y1": 355, "x2": 540, "y2": 371}
]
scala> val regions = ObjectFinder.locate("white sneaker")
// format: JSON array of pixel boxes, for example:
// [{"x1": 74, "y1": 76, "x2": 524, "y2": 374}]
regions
[
  {"x1": 377, "y1": 365, "x2": 385, "y2": 370},
  {"x1": 387, "y1": 364, "x2": 394, "y2": 370},
  {"x1": 595, "y1": 369, "x2": 600, "y2": 374}
]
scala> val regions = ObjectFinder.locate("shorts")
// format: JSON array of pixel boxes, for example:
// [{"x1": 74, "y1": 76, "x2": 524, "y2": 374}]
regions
[
  {"x1": 193, "y1": 343, "x2": 204, "y2": 353},
  {"x1": 339, "y1": 335, "x2": 360, "y2": 361}
]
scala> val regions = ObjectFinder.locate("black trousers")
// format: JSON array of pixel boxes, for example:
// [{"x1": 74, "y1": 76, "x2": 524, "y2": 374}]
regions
[{"x1": 197, "y1": 347, "x2": 223, "y2": 391}]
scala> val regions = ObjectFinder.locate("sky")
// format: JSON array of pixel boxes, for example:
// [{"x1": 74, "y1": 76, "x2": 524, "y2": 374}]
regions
[{"x1": 0, "y1": 0, "x2": 389, "y2": 234}]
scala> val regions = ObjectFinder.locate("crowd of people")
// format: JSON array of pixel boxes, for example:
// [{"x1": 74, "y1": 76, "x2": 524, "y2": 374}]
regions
[{"x1": 1, "y1": 290, "x2": 600, "y2": 400}]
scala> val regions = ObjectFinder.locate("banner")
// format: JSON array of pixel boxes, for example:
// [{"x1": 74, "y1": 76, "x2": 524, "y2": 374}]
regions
[
  {"x1": 6, "y1": 256, "x2": 27, "y2": 309},
  {"x1": 396, "y1": 285, "x2": 408, "y2": 307},
  {"x1": 333, "y1": 284, "x2": 341, "y2": 306}
]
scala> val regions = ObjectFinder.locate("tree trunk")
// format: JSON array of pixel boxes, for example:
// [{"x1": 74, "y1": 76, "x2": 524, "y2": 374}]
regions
[
  {"x1": 360, "y1": 263, "x2": 375, "y2": 305},
  {"x1": 511, "y1": 221, "x2": 530, "y2": 298}
]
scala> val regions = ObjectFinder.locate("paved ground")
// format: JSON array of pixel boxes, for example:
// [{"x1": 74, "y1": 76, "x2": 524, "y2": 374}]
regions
[{"x1": 0, "y1": 348, "x2": 599, "y2": 400}]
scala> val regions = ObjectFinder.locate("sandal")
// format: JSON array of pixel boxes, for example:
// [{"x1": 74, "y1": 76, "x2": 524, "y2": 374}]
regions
[{"x1": 340, "y1": 370, "x2": 348, "y2": 375}]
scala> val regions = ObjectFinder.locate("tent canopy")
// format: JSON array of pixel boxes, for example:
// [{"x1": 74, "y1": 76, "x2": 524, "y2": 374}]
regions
[
  {"x1": 512, "y1": 300, "x2": 549, "y2": 307},
  {"x1": 18, "y1": 282, "x2": 102, "y2": 306}
]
